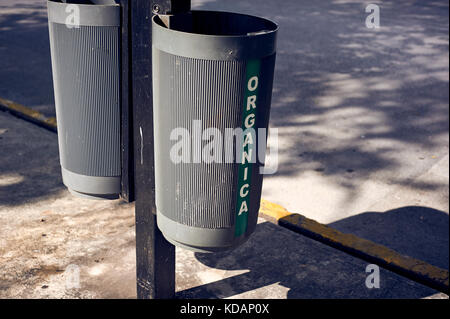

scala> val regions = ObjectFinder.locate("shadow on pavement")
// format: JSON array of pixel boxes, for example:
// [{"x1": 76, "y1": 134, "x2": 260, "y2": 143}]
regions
[
  {"x1": 0, "y1": 0, "x2": 447, "y2": 299},
  {"x1": 0, "y1": 0, "x2": 448, "y2": 207},
  {"x1": 0, "y1": 112, "x2": 64, "y2": 207},
  {"x1": 180, "y1": 210, "x2": 444, "y2": 298},
  {"x1": 193, "y1": 0, "x2": 449, "y2": 203},
  {"x1": 0, "y1": 1, "x2": 54, "y2": 118},
  {"x1": 329, "y1": 206, "x2": 449, "y2": 270}
]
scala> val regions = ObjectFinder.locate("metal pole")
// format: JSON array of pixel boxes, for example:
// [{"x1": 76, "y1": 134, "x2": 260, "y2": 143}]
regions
[
  {"x1": 120, "y1": 0, "x2": 133, "y2": 202},
  {"x1": 121, "y1": 0, "x2": 191, "y2": 299}
]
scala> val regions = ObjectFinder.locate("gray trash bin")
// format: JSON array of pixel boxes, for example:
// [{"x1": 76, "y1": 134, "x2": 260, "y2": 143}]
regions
[
  {"x1": 152, "y1": 11, "x2": 278, "y2": 252},
  {"x1": 47, "y1": 0, "x2": 121, "y2": 199}
]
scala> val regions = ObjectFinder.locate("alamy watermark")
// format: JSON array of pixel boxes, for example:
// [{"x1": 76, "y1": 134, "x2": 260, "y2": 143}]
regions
[
  {"x1": 168, "y1": 70, "x2": 278, "y2": 174},
  {"x1": 65, "y1": 264, "x2": 80, "y2": 289},
  {"x1": 365, "y1": 4, "x2": 380, "y2": 29},
  {"x1": 64, "y1": 4, "x2": 80, "y2": 29},
  {"x1": 365, "y1": 264, "x2": 380, "y2": 289},
  {"x1": 169, "y1": 123, "x2": 278, "y2": 175}
]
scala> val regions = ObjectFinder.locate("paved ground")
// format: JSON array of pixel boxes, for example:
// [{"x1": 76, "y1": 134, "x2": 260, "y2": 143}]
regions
[
  {"x1": 0, "y1": 0, "x2": 448, "y2": 298},
  {"x1": 0, "y1": 0, "x2": 448, "y2": 218},
  {"x1": 0, "y1": 111, "x2": 445, "y2": 298}
]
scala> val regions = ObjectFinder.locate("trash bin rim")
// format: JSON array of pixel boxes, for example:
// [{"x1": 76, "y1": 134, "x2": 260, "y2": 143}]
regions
[
  {"x1": 152, "y1": 10, "x2": 278, "y2": 60},
  {"x1": 153, "y1": 10, "x2": 279, "y2": 39}
]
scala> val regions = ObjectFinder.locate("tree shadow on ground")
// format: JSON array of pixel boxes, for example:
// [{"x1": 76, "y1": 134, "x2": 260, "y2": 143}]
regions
[
  {"x1": 329, "y1": 206, "x2": 449, "y2": 270},
  {"x1": 0, "y1": 111, "x2": 64, "y2": 207},
  {"x1": 179, "y1": 205, "x2": 447, "y2": 298},
  {"x1": 193, "y1": 0, "x2": 449, "y2": 204},
  {"x1": 0, "y1": 1, "x2": 448, "y2": 216}
]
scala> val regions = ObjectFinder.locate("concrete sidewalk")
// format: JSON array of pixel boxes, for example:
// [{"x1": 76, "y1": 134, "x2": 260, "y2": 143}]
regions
[
  {"x1": 0, "y1": 0, "x2": 448, "y2": 224},
  {"x1": 0, "y1": 0, "x2": 448, "y2": 299},
  {"x1": 0, "y1": 111, "x2": 445, "y2": 298}
]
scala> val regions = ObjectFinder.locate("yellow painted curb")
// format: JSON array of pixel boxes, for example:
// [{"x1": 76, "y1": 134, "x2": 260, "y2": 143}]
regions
[
  {"x1": 0, "y1": 97, "x2": 57, "y2": 131},
  {"x1": 259, "y1": 199, "x2": 449, "y2": 294},
  {"x1": 260, "y1": 198, "x2": 291, "y2": 220}
]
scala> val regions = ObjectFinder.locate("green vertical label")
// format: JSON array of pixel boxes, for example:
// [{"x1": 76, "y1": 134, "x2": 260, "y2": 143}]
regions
[{"x1": 235, "y1": 59, "x2": 261, "y2": 237}]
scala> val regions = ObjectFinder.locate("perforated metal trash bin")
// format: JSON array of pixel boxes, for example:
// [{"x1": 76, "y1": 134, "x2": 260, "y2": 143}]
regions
[
  {"x1": 47, "y1": 0, "x2": 121, "y2": 199},
  {"x1": 152, "y1": 11, "x2": 278, "y2": 252}
]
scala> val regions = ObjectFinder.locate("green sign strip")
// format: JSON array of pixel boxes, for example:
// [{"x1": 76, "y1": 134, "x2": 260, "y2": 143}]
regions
[{"x1": 235, "y1": 59, "x2": 261, "y2": 237}]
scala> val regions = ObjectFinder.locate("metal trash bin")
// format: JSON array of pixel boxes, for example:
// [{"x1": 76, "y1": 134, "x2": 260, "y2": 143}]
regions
[
  {"x1": 47, "y1": 0, "x2": 121, "y2": 199},
  {"x1": 152, "y1": 11, "x2": 278, "y2": 252}
]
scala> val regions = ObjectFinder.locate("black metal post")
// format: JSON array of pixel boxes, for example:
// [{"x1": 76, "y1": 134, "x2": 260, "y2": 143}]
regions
[
  {"x1": 120, "y1": 0, "x2": 133, "y2": 202},
  {"x1": 121, "y1": 0, "x2": 191, "y2": 299}
]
